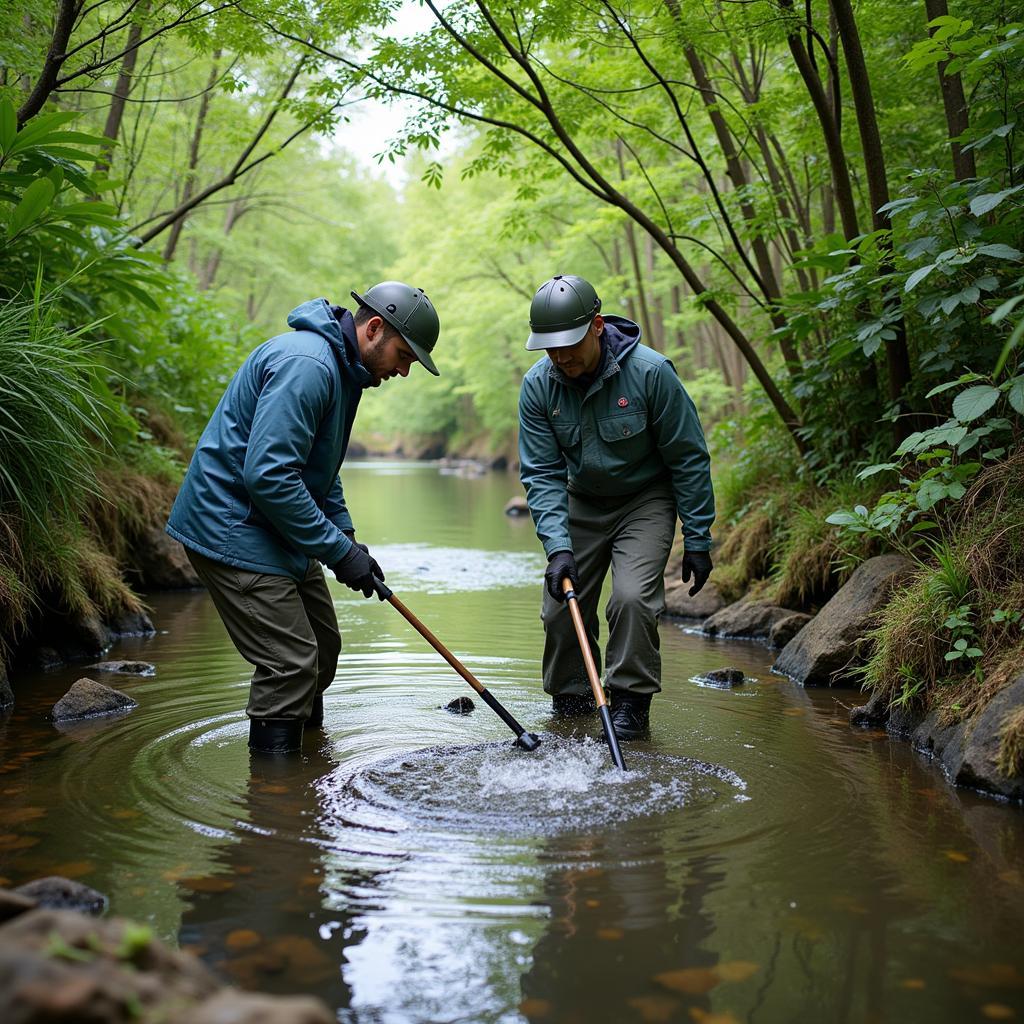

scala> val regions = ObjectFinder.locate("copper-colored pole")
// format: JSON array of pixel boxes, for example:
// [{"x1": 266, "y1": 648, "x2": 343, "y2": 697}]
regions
[
  {"x1": 385, "y1": 593, "x2": 485, "y2": 695},
  {"x1": 562, "y1": 578, "x2": 608, "y2": 708},
  {"x1": 371, "y1": 577, "x2": 540, "y2": 752},
  {"x1": 562, "y1": 578, "x2": 627, "y2": 771}
]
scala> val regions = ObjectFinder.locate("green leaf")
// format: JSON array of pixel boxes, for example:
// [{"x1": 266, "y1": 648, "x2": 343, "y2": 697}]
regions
[
  {"x1": 1007, "y1": 376, "x2": 1024, "y2": 415},
  {"x1": 9, "y1": 111, "x2": 80, "y2": 153},
  {"x1": 976, "y1": 243, "x2": 1023, "y2": 261},
  {"x1": 916, "y1": 478, "x2": 949, "y2": 510},
  {"x1": 926, "y1": 373, "x2": 985, "y2": 398},
  {"x1": 8, "y1": 177, "x2": 55, "y2": 235},
  {"x1": 856, "y1": 462, "x2": 899, "y2": 478},
  {"x1": 952, "y1": 384, "x2": 1001, "y2": 421},
  {"x1": 994, "y1": 316, "x2": 1024, "y2": 377},
  {"x1": 905, "y1": 264, "x2": 936, "y2": 292},
  {"x1": 825, "y1": 511, "x2": 861, "y2": 526},
  {"x1": 990, "y1": 295, "x2": 1024, "y2": 323},
  {"x1": 969, "y1": 185, "x2": 1024, "y2": 216},
  {"x1": 0, "y1": 99, "x2": 15, "y2": 153}
]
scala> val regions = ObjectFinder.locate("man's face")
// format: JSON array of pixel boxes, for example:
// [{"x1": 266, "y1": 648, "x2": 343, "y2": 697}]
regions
[
  {"x1": 358, "y1": 316, "x2": 418, "y2": 387},
  {"x1": 546, "y1": 316, "x2": 603, "y2": 378}
]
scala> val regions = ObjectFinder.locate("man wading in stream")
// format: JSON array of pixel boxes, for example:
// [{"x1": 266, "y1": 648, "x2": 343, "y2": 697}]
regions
[
  {"x1": 166, "y1": 284, "x2": 441, "y2": 754},
  {"x1": 518, "y1": 274, "x2": 714, "y2": 740}
]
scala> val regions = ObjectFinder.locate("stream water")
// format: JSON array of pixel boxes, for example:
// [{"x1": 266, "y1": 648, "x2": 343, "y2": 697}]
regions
[{"x1": 1, "y1": 461, "x2": 1023, "y2": 1023}]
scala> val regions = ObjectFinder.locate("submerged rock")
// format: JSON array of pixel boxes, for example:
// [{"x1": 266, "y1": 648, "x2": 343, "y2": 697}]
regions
[
  {"x1": 663, "y1": 580, "x2": 726, "y2": 621},
  {"x1": 107, "y1": 610, "x2": 156, "y2": 638},
  {"x1": 699, "y1": 667, "x2": 746, "y2": 688},
  {"x1": 14, "y1": 877, "x2": 107, "y2": 917},
  {"x1": 51, "y1": 678, "x2": 137, "y2": 722},
  {"x1": 702, "y1": 600, "x2": 798, "y2": 641},
  {"x1": 60, "y1": 612, "x2": 114, "y2": 661},
  {"x1": 851, "y1": 669, "x2": 1024, "y2": 803},
  {"x1": 444, "y1": 696, "x2": 476, "y2": 714},
  {"x1": 849, "y1": 689, "x2": 888, "y2": 729},
  {"x1": 914, "y1": 674, "x2": 1024, "y2": 801},
  {"x1": 89, "y1": 660, "x2": 155, "y2": 677},
  {"x1": 773, "y1": 554, "x2": 915, "y2": 686},
  {"x1": 503, "y1": 496, "x2": 529, "y2": 517}
]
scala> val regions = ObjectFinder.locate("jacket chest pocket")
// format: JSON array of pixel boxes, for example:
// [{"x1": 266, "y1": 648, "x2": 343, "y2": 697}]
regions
[{"x1": 597, "y1": 409, "x2": 648, "y2": 445}]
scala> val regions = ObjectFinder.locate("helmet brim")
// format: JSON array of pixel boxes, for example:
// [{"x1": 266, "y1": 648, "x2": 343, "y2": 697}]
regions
[
  {"x1": 403, "y1": 335, "x2": 439, "y2": 376},
  {"x1": 524, "y1": 321, "x2": 591, "y2": 351}
]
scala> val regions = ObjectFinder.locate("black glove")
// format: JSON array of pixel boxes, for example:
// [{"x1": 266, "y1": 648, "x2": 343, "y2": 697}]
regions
[
  {"x1": 342, "y1": 531, "x2": 385, "y2": 583},
  {"x1": 681, "y1": 549, "x2": 713, "y2": 597},
  {"x1": 545, "y1": 550, "x2": 579, "y2": 603},
  {"x1": 331, "y1": 538, "x2": 384, "y2": 599}
]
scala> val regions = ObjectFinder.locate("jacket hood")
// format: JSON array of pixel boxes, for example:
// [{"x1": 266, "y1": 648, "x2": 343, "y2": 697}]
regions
[
  {"x1": 602, "y1": 314, "x2": 641, "y2": 361},
  {"x1": 287, "y1": 297, "x2": 344, "y2": 342},
  {"x1": 287, "y1": 298, "x2": 366, "y2": 379}
]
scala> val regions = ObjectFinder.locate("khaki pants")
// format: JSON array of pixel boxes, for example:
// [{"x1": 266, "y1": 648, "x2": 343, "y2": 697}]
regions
[
  {"x1": 186, "y1": 549, "x2": 341, "y2": 720},
  {"x1": 541, "y1": 485, "x2": 676, "y2": 698}
]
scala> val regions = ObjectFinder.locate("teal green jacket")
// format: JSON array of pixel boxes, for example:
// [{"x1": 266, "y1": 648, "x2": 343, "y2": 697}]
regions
[{"x1": 518, "y1": 316, "x2": 714, "y2": 557}]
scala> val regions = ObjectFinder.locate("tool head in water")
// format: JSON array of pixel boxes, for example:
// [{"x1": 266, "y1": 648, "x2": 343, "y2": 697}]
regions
[{"x1": 515, "y1": 731, "x2": 542, "y2": 752}]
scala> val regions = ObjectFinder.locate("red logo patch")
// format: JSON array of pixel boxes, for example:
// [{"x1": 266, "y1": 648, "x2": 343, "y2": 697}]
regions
[{"x1": 617, "y1": 397, "x2": 629, "y2": 408}]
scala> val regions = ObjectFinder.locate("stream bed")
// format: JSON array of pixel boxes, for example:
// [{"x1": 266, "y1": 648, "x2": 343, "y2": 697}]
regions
[{"x1": 1, "y1": 462, "x2": 1023, "y2": 1023}]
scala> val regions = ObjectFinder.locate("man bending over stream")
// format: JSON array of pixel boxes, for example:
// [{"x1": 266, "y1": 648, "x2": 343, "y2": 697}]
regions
[
  {"x1": 518, "y1": 274, "x2": 714, "y2": 740},
  {"x1": 166, "y1": 284, "x2": 441, "y2": 754}
]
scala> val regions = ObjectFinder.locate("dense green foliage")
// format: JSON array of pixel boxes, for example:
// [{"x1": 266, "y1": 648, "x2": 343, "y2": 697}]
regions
[{"x1": 0, "y1": 0, "x2": 1020, "y2": 718}]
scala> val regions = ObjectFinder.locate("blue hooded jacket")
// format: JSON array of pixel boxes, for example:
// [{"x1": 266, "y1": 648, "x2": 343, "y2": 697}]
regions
[{"x1": 166, "y1": 299, "x2": 372, "y2": 579}]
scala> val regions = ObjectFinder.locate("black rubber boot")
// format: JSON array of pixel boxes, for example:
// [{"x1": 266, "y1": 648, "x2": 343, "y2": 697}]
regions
[
  {"x1": 248, "y1": 717, "x2": 304, "y2": 754},
  {"x1": 306, "y1": 692, "x2": 325, "y2": 729},
  {"x1": 609, "y1": 693, "x2": 651, "y2": 740},
  {"x1": 551, "y1": 692, "x2": 597, "y2": 717}
]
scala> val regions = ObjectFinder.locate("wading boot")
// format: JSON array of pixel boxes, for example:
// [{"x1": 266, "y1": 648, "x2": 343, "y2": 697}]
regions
[
  {"x1": 248, "y1": 717, "x2": 304, "y2": 754},
  {"x1": 609, "y1": 692, "x2": 651, "y2": 740},
  {"x1": 551, "y1": 692, "x2": 597, "y2": 718},
  {"x1": 306, "y1": 692, "x2": 325, "y2": 729}
]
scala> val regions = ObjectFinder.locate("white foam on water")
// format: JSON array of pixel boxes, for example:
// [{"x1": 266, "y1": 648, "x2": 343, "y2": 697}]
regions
[
  {"x1": 329, "y1": 737, "x2": 748, "y2": 839},
  {"x1": 476, "y1": 735, "x2": 628, "y2": 798}
]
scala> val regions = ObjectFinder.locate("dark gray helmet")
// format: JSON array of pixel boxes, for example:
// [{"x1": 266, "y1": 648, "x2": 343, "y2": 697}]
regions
[
  {"x1": 351, "y1": 281, "x2": 440, "y2": 376},
  {"x1": 525, "y1": 274, "x2": 601, "y2": 350}
]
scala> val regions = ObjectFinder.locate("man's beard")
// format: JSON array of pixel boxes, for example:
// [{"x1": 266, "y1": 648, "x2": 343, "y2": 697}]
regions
[{"x1": 361, "y1": 333, "x2": 394, "y2": 386}]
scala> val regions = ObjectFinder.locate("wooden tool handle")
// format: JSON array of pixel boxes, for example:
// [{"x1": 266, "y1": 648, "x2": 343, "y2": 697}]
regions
[
  {"x1": 562, "y1": 578, "x2": 608, "y2": 709},
  {"x1": 385, "y1": 592, "x2": 487, "y2": 695}
]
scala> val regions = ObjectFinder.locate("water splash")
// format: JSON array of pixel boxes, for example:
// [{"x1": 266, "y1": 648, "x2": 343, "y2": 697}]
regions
[{"x1": 327, "y1": 737, "x2": 747, "y2": 839}]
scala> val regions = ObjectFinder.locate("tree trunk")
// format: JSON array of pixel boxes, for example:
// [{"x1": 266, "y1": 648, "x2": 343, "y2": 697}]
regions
[
  {"x1": 17, "y1": 0, "x2": 77, "y2": 126},
  {"x1": 644, "y1": 233, "x2": 666, "y2": 353},
  {"x1": 924, "y1": 0, "x2": 976, "y2": 181},
  {"x1": 728, "y1": 49, "x2": 813, "y2": 288},
  {"x1": 96, "y1": 17, "x2": 146, "y2": 175},
  {"x1": 615, "y1": 140, "x2": 656, "y2": 345},
  {"x1": 829, "y1": 0, "x2": 913, "y2": 405},
  {"x1": 162, "y1": 54, "x2": 221, "y2": 262},
  {"x1": 779, "y1": 0, "x2": 860, "y2": 242},
  {"x1": 198, "y1": 199, "x2": 248, "y2": 290},
  {"x1": 683, "y1": 47, "x2": 802, "y2": 375},
  {"x1": 135, "y1": 59, "x2": 306, "y2": 247}
]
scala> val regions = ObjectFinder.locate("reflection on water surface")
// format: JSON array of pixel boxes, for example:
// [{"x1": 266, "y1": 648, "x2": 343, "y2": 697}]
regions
[{"x1": 1, "y1": 462, "x2": 1023, "y2": 1023}]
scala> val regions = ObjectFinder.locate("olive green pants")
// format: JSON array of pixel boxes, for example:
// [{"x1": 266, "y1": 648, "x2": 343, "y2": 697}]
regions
[
  {"x1": 186, "y1": 549, "x2": 341, "y2": 720},
  {"x1": 541, "y1": 484, "x2": 676, "y2": 698}
]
